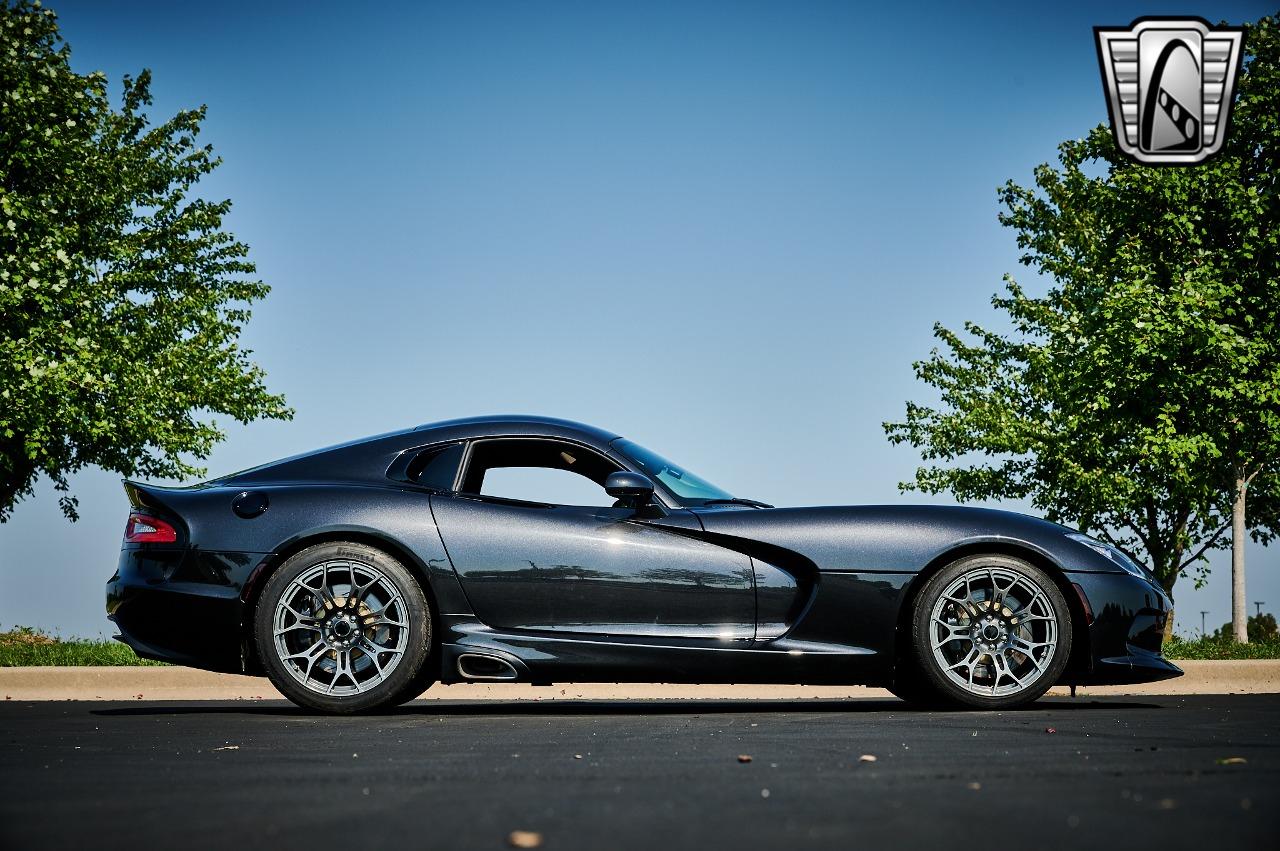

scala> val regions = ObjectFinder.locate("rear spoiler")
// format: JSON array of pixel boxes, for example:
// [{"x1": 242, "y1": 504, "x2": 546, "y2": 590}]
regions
[{"x1": 121, "y1": 480, "x2": 186, "y2": 515}]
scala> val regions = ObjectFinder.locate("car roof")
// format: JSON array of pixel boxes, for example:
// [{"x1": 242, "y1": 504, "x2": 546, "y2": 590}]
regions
[
  {"x1": 217, "y1": 415, "x2": 622, "y2": 486},
  {"x1": 414, "y1": 415, "x2": 621, "y2": 444}
]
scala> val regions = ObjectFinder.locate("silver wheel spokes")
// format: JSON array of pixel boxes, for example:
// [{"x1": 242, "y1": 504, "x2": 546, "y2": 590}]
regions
[
  {"x1": 273, "y1": 560, "x2": 410, "y2": 696},
  {"x1": 929, "y1": 567, "x2": 1058, "y2": 698}
]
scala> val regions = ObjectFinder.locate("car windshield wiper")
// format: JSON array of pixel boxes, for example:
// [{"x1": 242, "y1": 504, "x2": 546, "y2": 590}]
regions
[{"x1": 700, "y1": 497, "x2": 773, "y2": 509}]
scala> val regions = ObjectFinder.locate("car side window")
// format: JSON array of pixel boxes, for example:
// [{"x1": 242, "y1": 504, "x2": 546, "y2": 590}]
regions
[
  {"x1": 460, "y1": 438, "x2": 620, "y2": 508},
  {"x1": 404, "y1": 442, "x2": 465, "y2": 490},
  {"x1": 480, "y1": 466, "x2": 615, "y2": 507}
]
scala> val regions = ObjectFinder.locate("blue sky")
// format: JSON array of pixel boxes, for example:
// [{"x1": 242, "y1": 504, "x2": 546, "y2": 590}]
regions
[{"x1": 1, "y1": 0, "x2": 1273, "y2": 638}]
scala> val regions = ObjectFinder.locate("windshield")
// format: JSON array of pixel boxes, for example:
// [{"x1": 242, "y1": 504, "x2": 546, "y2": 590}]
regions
[{"x1": 612, "y1": 439, "x2": 735, "y2": 506}]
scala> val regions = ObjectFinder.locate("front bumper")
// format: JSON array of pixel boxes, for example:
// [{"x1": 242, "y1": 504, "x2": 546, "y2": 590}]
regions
[
  {"x1": 1089, "y1": 649, "x2": 1184, "y2": 684},
  {"x1": 107, "y1": 546, "x2": 268, "y2": 673},
  {"x1": 1067, "y1": 569, "x2": 1182, "y2": 685}
]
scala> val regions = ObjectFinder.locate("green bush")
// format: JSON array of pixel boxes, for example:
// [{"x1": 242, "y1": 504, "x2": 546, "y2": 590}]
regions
[
  {"x1": 0, "y1": 625, "x2": 165, "y2": 666},
  {"x1": 1163, "y1": 633, "x2": 1280, "y2": 660},
  {"x1": 1210, "y1": 613, "x2": 1279, "y2": 643}
]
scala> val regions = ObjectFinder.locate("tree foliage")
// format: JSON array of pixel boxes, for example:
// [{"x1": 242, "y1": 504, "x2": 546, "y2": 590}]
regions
[
  {"x1": 0, "y1": 0, "x2": 291, "y2": 520},
  {"x1": 885, "y1": 11, "x2": 1280, "y2": 593},
  {"x1": 1214, "y1": 612, "x2": 1278, "y2": 643}
]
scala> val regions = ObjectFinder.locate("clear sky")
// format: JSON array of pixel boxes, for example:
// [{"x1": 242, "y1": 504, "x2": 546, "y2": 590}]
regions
[{"x1": 0, "y1": 0, "x2": 1273, "y2": 639}]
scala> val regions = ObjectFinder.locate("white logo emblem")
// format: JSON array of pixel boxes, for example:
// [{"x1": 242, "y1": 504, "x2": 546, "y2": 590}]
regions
[{"x1": 1095, "y1": 17, "x2": 1244, "y2": 165}]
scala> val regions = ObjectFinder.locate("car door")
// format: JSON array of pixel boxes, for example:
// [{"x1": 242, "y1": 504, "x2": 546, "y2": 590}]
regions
[{"x1": 429, "y1": 437, "x2": 756, "y2": 639}]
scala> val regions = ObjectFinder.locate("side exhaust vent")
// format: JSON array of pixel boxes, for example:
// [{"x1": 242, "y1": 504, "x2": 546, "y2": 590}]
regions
[{"x1": 456, "y1": 653, "x2": 519, "y2": 681}]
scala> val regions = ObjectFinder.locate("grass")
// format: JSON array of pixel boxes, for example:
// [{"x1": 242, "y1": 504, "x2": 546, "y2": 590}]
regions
[
  {"x1": 0, "y1": 625, "x2": 166, "y2": 666},
  {"x1": 1163, "y1": 634, "x2": 1280, "y2": 660}
]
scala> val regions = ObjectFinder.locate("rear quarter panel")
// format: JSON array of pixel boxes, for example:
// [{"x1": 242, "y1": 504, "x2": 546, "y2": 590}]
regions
[{"x1": 142, "y1": 483, "x2": 472, "y2": 616}]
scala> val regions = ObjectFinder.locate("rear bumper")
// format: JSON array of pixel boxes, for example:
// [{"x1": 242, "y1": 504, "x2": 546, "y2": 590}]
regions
[
  {"x1": 1067, "y1": 569, "x2": 1182, "y2": 685},
  {"x1": 106, "y1": 546, "x2": 268, "y2": 674}
]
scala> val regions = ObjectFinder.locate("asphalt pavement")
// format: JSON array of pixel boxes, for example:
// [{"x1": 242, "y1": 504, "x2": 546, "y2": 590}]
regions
[{"x1": 1, "y1": 695, "x2": 1275, "y2": 850}]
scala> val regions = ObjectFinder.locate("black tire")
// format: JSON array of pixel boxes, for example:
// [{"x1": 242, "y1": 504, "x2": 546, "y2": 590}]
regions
[
  {"x1": 903, "y1": 554, "x2": 1072, "y2": 710},
  {"x1": 387, "y1": 651, "x2": 440, "y2": 706},
  {"x1": 255, "y1": 542, "x2": 433, "y2": 714},
  {"x1": 887, "y1": 669, "x2": 949, "y2": 708}
]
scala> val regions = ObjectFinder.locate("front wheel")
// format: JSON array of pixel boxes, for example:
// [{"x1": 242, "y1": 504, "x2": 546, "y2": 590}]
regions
[
  {"x1": 902, "y1": 555, "x2": 1072, "y2": 709},
  {"x1": 255, "y1": 542, "x2": 433, "y2": 714}
]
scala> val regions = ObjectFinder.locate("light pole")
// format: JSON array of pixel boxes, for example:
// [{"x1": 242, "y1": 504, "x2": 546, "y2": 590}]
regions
[
  {"x1": 1255, "y1": 601, "x2": 1266, "y2": 618},
  {"x1": 1200, "y1": 611, "x2": 1210, "y2": 638}
]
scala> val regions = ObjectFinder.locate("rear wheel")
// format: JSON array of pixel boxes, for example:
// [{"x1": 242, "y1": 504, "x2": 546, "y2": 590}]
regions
[
  {"x1": 901, "y1": 555, "x2": 1071, "y2": 709},
  {"x1": 255, "y1": 542, "x2": 433, "y2": 714}
]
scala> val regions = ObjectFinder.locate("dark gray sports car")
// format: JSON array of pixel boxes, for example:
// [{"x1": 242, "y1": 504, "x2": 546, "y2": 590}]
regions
[{"x1": 107, "y1": 415, "x2": 1180, "y2": 713}]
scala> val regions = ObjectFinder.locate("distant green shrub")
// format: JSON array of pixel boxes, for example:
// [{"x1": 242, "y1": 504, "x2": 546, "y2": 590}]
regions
[
  {"x1": 0, "y1": 625, "x2": 166, "y2": 666},
  {"x1": 1210, "y1": 613, "x2": 1279, "y2": 643},
  {"x1": 1164, "y1": 633, "x2": 1280, "y2": 660}
]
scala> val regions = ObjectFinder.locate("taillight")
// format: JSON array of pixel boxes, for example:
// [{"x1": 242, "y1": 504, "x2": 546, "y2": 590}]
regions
[{"x1": 124, "y1": 512, "x2": 178, "y2": 544}]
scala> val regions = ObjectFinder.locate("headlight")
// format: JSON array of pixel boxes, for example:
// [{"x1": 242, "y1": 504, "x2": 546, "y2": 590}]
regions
[{"x1": 1065, "y1": 533, "x2": 1150, "y2": 580}]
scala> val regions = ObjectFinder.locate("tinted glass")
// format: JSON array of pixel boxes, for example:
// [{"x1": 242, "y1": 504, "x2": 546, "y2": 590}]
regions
[
  {"x1": 407, "y1": 442, "x2": 465, "y2": 490},
  {"x1": 612, "y1": 439, "x2": 733, "y2": 505}
]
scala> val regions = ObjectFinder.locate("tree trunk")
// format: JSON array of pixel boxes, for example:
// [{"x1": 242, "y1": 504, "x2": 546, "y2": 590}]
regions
[
  {"x1": 1160, "y1": 542, "x2": 1179, "y2": 639},
  {"x1": 0, "y1": 443, "x2": 36, "y2": 522},
  {"x1": 1231, "y1": 471, "x2": 1248, "y2": 644}
]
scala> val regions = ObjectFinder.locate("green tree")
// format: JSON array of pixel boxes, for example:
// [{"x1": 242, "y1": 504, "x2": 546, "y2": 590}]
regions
[
  {"x1": 1212, "y1": 14, "x2": 1280, "y2": 641},
  {"x1": 0, "y1": 0, "x2": 291, "y2": 521},
  {"x1": 1213, "y1": 612, "x2": 1278, "y2": 643},
  {"x1": 884, "y1": 12, "x2": 1280, "y2": 609}
]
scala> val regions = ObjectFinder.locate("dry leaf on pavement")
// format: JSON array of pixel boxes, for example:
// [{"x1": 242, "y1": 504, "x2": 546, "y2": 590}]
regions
[{"x1": 508, "y1": 830, "x2": 543, "y2": 848}]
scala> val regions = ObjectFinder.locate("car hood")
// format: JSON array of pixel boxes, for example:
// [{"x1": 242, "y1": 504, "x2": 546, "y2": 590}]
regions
[{"x1": 688, "y1": 504, "x2": 1095, "y2": 574}]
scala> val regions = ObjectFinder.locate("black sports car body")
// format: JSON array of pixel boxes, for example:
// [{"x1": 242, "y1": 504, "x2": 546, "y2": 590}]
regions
[{"x1": 107, "y1": 415, "x2": 1181, "y2": 712}]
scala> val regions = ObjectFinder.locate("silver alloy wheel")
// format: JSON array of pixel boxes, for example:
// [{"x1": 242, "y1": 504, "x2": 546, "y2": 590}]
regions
[
  {"x1": 272, "y1": 559, "x2": 410, "y2": 696},
  {"x1": 928, "y1": 565, "x2": 1059, "y2": 698}
]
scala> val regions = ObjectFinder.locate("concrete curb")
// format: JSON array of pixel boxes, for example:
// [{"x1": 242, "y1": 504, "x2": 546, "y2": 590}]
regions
[{"x1": 2, "y1": 660, "x2": 1278, "y2": 702}]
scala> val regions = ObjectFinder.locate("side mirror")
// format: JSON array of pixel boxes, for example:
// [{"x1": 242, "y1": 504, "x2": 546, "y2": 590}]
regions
[{"x1": 605, "y1": 471, "x2": 655, "y2": 508}]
